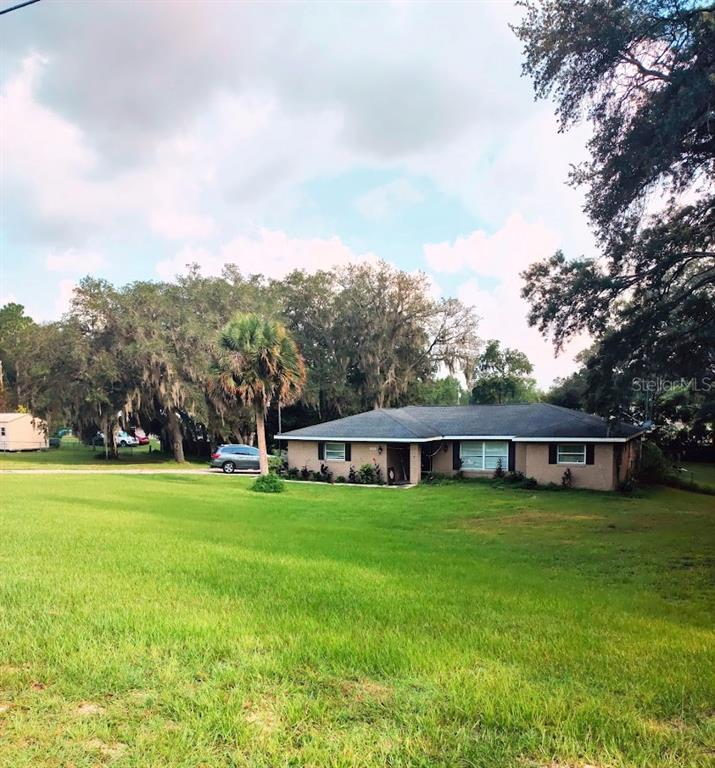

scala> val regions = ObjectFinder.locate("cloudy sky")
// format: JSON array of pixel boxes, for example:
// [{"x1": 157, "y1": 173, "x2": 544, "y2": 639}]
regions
[{"x1": 1, "y1": 0, "x2": 594, "y2": 385}]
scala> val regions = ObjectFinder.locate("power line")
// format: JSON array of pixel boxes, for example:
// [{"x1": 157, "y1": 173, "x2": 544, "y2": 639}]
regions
[{"x1": 0, "y1": 0, "x2": 42, "y2": 16}]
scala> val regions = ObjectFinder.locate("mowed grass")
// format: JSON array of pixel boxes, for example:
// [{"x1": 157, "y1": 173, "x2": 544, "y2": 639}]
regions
[
  {"x1": 0, "y1": 477, "x2": 713, "y2": 767},
  {"x1": 0, "y1": 437, "x2": 205, "y2": 470},
  {"x1": 680, "y1": 462, "x2": 715, "y2": 490}
]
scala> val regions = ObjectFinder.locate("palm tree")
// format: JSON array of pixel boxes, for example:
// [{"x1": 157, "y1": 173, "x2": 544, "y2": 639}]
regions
[{"x1": 210, "y1": 314, "x2": 306, "y2": 475}]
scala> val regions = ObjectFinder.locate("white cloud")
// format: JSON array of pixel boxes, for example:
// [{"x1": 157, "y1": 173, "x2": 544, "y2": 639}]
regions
[
  {"x1": 3, "y1": 3, "x2": 597, "y2": 389},
  {"x1": 46, "y1": 249, "x2": 106, "y2": 274},
  {"x1": 456, "y1": 277, "x2": 588, "y2": 387},
  {"x1": 425, "y1": 214, "x2": 589, "y2": 386},
  {"x1": 355, "y1": 179, "x2": 423, "y2": 219},
  {"x1": 149, "y1": 209, "x2": 216, "y2": 240},
  {"x1": 156, "y1": 228, "x2": 378, "y2": 281},
  {"x1": 55, "y1": 279, "x2": 77, "y2": 317},
  {"x1": 425, "y1": 213, "x2": 559, "y2": 278}
]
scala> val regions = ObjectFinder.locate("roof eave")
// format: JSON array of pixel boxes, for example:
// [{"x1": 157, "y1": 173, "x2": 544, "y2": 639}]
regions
[
  {"x1": 277, "y1": 432, "x2": 644, "y2": 443},
  {"x1": 275, "y1": 434, "x2": 442, "y2": 443}
]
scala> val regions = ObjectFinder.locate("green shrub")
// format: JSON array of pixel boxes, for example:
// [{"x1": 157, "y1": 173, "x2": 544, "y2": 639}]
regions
[
  {"x1": 561, "y1": 468, "x2": 573, "y2": 488},
  {"x1": 358, "y1": 463, "x2": 376, "y2": 484},
  {"x1": 287, "y1": 467, "x2": 299, "y2": 479},
  {"x1": 636, "y1": 441, "x2": 670, "y2": 484},
  {"x1": 252, "y1": 474, "x2": 285, "y2": 493},
  {"x1": 335, "y1": 475, "x2": 346, "y2": 483},
  {"x1": 268, "y1": 454, "x2": 285, "y2": 473},
  {"x1": 374, "y1": 464, "x2": 384, "y2": 485},
  {"x1": 492, "y1": 457, "x2": 505, "y2": 479},
  {"x1": 618, "y1": 478, "x2": 637, "y2": 494}
]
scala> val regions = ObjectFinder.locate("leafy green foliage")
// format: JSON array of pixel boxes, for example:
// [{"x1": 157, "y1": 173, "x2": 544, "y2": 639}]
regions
[
  {"x1": 514, "y1": 1, "x2": 715, "y2": 395},
  {"x1": 276, "y1": 261, "x2": 480, "y2": 415},
  {"x1": 636, "y1": 441, "x2": 671, "y2": 484},
  {"x1": 470, "y1": 340, "x2": 540, "y2": 404},
  {"x1": 409, "y1": 375, "x2": 470, "y2": 405},
  {"x1": 251, "y1": 473, "x2": 285, "y2": 493},
  {"x1": 0, "y1": 302, "x2": 35, "y2": 409},
  {"x1": 211, "y1": 313, "x2": 306, "y2": 475},
  {"x1": 9, "y1": 261, "x2": 481, "y2": 459},
  {"x1": 268, "y1": 454, "x2": 285, "y2": 473}
]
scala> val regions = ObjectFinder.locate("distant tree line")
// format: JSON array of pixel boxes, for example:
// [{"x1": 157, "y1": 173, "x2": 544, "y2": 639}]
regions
[
  {"x1": 1, "y1": 259, "x2": 710, "y2": 461},
  {"x1": 0, "y1": 262, "x2": 484, "y2": 459}
]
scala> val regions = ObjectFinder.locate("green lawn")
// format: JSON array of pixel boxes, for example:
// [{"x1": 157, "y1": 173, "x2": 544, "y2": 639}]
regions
[
  {"x1": 679, "y1": 461, "x2": 715, "y2": 490},
  {"x1": 0, "y1": 477, "x2": 713, "y2": 767},
  {"x1": 0, "y1": 436, "x2": 205, "y2": 470}
]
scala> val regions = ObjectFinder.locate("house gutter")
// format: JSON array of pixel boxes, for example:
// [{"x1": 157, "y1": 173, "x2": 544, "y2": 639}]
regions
[{"x1": 278, "y1": 432, "x2": 644, "y2": 443}]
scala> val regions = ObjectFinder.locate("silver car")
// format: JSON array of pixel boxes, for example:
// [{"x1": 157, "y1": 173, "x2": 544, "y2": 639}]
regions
[{"x1": 210, "y1": 444, "x2": 260, "y2": 473}]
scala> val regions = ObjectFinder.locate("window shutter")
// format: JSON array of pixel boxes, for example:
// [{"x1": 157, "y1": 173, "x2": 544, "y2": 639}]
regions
[
  {"x1": 508, "y1": 442, "x2": 515, "y2": 472},
  {"x1": 548, "y1": 443, "x2": 557, "y2": 464},
  {"x1": 318, "y1": 442, "x2": 324, "y2": 460},
  {"x1": 586, "y1": 444, "x2": 595, "y2": 465},
  {"x1": 344, "y1": 443, "x2": 351, "y2": 462},
  {"x1": 452, "y1": 441, "x2": 461, "y2": 470}
]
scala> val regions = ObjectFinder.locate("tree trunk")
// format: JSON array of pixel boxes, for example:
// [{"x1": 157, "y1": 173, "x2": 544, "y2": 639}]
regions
[
  {"x1": 254, "y1": 401, "x2": 269, "y2": 475},
  {"x1": 167, "y1": 410, "x2": 185, "y2": 463},
  {"x1": 101, "y1": 412, "x2": 109, "y2": 461}
]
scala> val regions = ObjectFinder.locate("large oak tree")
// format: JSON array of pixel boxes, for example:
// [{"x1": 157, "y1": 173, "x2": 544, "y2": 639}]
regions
[{"x1": 514, "y1": 1, "x2": 714, "y2": 400}]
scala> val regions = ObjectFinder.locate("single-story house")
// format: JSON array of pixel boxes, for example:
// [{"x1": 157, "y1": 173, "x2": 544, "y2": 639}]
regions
[
  {"x1": 277, "y1": 404, "x2": 643, "y2": 491},
  {"x1": 0, "y1": 412, "x2": 48, "y2": 451}
]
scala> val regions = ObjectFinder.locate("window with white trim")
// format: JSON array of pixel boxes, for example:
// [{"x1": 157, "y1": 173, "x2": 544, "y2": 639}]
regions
[
  {"x1": 557, "y1": 443, "x2": 586, "y2": 464},
  {"x1": 460, "y1": 441, "x2": 509, "y2": 471},
  {"x1": 325, "y1": 442, "x2": 346, "y2": 461}
]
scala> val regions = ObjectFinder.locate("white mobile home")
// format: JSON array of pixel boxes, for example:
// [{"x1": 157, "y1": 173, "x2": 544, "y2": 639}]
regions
[{"x1": 0, "y1": 413, "x2": 48, "y2": 451}]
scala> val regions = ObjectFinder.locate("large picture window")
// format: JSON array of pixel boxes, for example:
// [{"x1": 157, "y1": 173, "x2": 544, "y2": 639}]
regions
[
  {"x1": 460, "y1": 441, "x2": 509, "y2": 471},
  {"x1": 325, "y1": 442, "x2": 346, "y2": 461},
  {"x1": 557, "y1": 443, "x2": 586, "y2": 465}
]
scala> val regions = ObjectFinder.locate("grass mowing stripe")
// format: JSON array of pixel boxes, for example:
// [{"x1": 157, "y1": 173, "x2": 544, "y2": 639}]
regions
[{"x1": 0, "y1": 475, "x2": 713, "y2": 766}]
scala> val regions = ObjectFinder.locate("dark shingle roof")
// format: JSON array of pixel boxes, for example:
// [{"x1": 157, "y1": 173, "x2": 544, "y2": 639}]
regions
[
  {"x1": 277, "y1": 404, "x2": 642, "y2": 441},
  {"x1": 277, "y1": 408, "x2": 441, "y2": 441}
]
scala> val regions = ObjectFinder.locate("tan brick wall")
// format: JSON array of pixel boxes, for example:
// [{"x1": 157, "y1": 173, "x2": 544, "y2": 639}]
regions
[
  {"x1": 524, "y1": 442, "x2": 616, "y2": 490},
  {"x1": 514, "y1": 442, "x2": 527, "y2": 474},
  {"x1": 288, "y1": 437, "x2": 628, "y2": 490},
  {"x1": 427, "y1": 439, "x2": 619, "y2": 489},
  {"x1": 409, "y1": 443, "x2": 421, "y2": 485},
  {"x1": 287, "y1": 440, "x2": 388, "y2": 480},
  {"x1": 430, "y1": 443, "x2": 454, "y2": 473}
]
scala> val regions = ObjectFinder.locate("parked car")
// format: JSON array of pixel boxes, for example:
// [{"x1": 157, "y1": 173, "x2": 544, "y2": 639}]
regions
[
  {"x1": 132, "y1": 428, "x2": 150, "y2": 445},
  {"x1": 115, "y1": 430, "x2": 140, "y2": 447},
  {"x1": 88, "y1": 431, "x2": 105, "y2": 447},
  {"x1": 210, "y1": 444, "x2": 260, "y2": 473}
]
